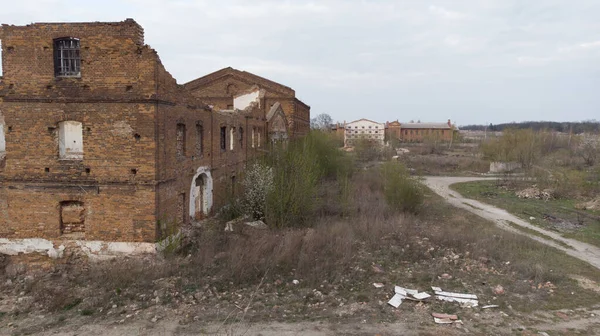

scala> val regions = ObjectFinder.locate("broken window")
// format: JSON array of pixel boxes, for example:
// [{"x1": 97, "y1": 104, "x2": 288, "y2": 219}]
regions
[
  {"x1": 258, "y1": 128, "x2": 262, "y2": 147},
  {"x1": 230, "y1": 127, "x2": 235, "y2": 151},
  {"x1": 58, "y1": 121, "x2": 83, "y2": 160},
  {"x1": 0, "y1": 39, "x2": 3, "y2": 78},
  {"x1": 195, "y1": 122, "x2": 203, "y2": 157},
  {"x1": 54, "y1": 38, "x2": 81, "y2": 77},
  {"x1": 239, "y1": 127, "x2": 243, "y2": 148},
  {"x1": 176, "y1": 123, "x2": 186, "y2": 158},
  {"x1": 0, "y1": 113, "x2": 5, "y2": 159},
  {"x1": 60, "y1": 201, "x2": 85, "y2": 236},
  {"x1": 252, "y1": 127, "x2": 256, "y2": 148},
  {"x1": 220, "y1": 126, "x2": 226, "y2": 151}
]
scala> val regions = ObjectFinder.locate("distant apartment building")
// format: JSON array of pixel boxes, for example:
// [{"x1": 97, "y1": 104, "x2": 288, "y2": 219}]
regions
[{"x1": 344, "y1": 119, "x2": 385, "y2": 147}]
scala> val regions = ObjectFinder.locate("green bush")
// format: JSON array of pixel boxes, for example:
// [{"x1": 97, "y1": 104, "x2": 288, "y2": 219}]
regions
[
  {"x1": 263, "y1": 132, "x2": 352, "y2": 228},
  {"x1": 381, "y1": 162, "x2": 424, "y2": 214}
]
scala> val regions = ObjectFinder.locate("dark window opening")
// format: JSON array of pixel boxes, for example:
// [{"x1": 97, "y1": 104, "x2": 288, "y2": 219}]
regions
[
  {"x1": 176, "y1": 123, "x2": 186, "y2": 158},
  {"x1": 239, "y1": 127, "x2": 244, "y2": 148},
  {"x1": 196, "y1": 123, "x2": 204, "y2": 157},
  {"x1": 220, "y1": 126, "x2": 226, "y2": 152},
  {"x1": 54, "y1": 38, "x2": 81, "y2": 77},
  {"x1": 231, "y1": 176, "x2": 236, "y2": 197}
]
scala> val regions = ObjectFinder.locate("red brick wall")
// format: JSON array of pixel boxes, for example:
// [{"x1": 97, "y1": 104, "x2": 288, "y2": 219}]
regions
[{"x1": 0, "y1": 20, "x2": 299, "y2": 244}]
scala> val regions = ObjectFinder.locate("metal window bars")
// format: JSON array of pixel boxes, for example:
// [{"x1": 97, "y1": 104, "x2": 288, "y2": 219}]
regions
[{"x1": 54, "y1": 38, "x2": 81, "y2": 77}]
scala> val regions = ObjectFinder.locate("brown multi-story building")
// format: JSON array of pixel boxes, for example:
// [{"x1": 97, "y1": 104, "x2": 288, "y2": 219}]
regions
[
  {"x1": 0, "y1": 19, "x2": 303, "y2": 257},
  {"x1": 184, "y1": 67, "x2": 310, "y2": 138},
  {"x1": 386, "y1": 120, "x2": 457, "y2": 142}
]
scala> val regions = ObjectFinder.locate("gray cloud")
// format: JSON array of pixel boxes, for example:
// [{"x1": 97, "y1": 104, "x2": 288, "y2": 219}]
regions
[{"x1": 1, "y1": 0, "x2": 598, "y2": 124}]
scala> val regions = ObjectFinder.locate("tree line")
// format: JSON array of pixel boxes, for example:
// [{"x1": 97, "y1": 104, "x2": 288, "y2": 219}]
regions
[{"x1": 461, "y1": 121, "x2": 600, "y2": 134}]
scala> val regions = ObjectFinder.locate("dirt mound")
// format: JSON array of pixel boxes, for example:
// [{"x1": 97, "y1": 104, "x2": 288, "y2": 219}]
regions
[
  {"x1": 516, "y1": 186, "x2": 553, "y2": 200},
  {"x1": 575, "y1": 198, "x2": 600, "y2": 211}
]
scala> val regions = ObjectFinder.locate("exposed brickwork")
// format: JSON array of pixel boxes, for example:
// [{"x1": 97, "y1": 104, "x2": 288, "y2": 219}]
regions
[
  {"x1": 0, "y1": 19, "x2": 292, "y2": 244},
  {"x1": 184, "y1": 67, "x2": 310, "y2": 138}
]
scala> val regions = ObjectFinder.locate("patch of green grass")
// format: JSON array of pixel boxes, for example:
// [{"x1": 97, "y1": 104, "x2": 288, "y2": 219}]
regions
[
  {"x1": 62, "y1": 298, "x2": 82, "y2": 311},
  {"x1": 451, "y1": 181, "x2": 600, "y2": 247},
  {"x1": 504, "y1": 221, "x2": 573, "y2": 249}
]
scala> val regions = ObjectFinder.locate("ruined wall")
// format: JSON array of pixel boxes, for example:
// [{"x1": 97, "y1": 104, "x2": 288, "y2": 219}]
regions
[
  {"x1": 0, "y1": 19, "x2": 282, "y2": 247},
  {"x1": 186, "y1": 70, "x2": 310, "y2": 138},
  {"x1": 0, "y1": 20, "x2": 159, "y2": 243}
]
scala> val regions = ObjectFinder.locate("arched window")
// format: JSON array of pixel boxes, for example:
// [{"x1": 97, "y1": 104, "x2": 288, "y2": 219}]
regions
[
  {"x1": 195, "y1": 122, "x2": 204, "y2": 157},
  {"x1": 58, "y1": 121, "x2": 83, "y2": 160},
  {"x1": 0, "y1": 113, "x2": 5, "y2": 159},
  {"x1": 176, "y1": 123, "x2": 186, "y2": 158},
  {"x1": 229, "y1": 127, "x2": 235, "y2": 151},
  {"x1": 54, "y1": 38, "x2": 81, "y2": 77}
]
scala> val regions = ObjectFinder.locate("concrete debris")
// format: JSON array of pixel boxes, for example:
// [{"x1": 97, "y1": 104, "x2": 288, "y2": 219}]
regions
[
  {"x1": 482, "y1": 305, "x2": 499, "y2": 309},
  {"x1": 516, "y1": 186, "x2": 553, "y2": 200},
  {"x1": 432, "y1": 287, "x2": 478, "y2": 307},
  {"x1": 433, "y1": 317, "x2": 454, "y2": 324},
  {"x1": 432, "y1": 313, "x2": 458, "y2": 320},
  {"x1": 371, "y1": 264, "x2": 385, "y2": 273},
  {"x1": 388, "y1": 285, "x2": 431, "y2": 308},
  {"x1": 373, "y1": 283, "x2": 384, "y2": 288},
  {"x1": 245, "y1": 220, "x2": 268, "y2": 229},
  {"x1": 387, "y1": 293, "x2": 403, "y2": 308},
  {"x1": 538, "y1": 332, "x2": 550, "y2": 336},
  {"x1": 575, "y1": 198, "x2": 600, "y2": 211},
  {"x1": 412, "y1": 292, "x2": 432, "y2": 300},
  {"x1": 292, "y1": 279, "x2": 299, "y2": 285},
  {"x1": 493, "y1": 285, "x2": 505, "y2": 295}
]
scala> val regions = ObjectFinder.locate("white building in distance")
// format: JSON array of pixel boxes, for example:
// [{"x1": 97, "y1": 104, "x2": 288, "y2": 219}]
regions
[{"x1": 344, "y1": 118, "x2": 385, "y2": 147}]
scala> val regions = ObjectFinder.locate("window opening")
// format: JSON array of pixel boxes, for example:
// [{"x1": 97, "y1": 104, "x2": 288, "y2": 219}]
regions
[{"x1": 54, "y1": 38, "x2": 81, "y2": 77}]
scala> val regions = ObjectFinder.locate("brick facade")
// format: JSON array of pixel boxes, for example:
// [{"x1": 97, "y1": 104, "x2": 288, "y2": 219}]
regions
[
  {"x1": 385, "y1": 120, "x2": 456, "y2": 143},
  {"x1": 184, "y1": 67, "x2": 310, "y2": 138},
  {"x1": 0, "y1": 19, "x2": 299, "y2": 244}
]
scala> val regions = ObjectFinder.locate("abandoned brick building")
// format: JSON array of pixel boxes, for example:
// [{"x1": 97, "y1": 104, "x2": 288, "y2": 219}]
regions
[
  {"x1": 184, "y1": 67, "x2": 310, "y2": 138},
  {"x1": 0, "y1": 19, "x2": 308, "y2": 255}
]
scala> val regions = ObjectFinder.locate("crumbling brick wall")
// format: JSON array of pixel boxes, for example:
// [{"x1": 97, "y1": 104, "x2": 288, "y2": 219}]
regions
[
  {"x1": 184, "y1": 67, "x2": 310, "y2": 138},
  {"x1": 0, "y1": 19, "x2": 300, "y2": 245}
]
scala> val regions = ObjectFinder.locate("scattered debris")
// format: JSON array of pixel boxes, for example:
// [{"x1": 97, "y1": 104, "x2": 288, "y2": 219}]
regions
[
  {"x1": 412, "y1": 292, "x2": 432, "y2": 300},
  {"x1": 575, "y1": 198, "x2": 600, "y2": 211},
  {"x1": 516, "y1": 186, "x2": 553, "y2": 200},
  {"x1": 292, "y1": 279, "x2": 299, "y2": 285},
  {"x1": 387, "y1": 285, "x2": 431, "y2": 308},
  {"x1": 538, "y1": 332, "x2": 550, "y2": 336},
  {"x1": 482, "y1": 305, "x2": 499, "y2": 309},
  {"x1": 432, "y1": 287, "x2": 478, "y2": 307},
  {"x1": 373, "y1": 283, "x2": 384, "y2": 288},
  {"x1": 493, "y1": 285, "x2": 505, "y2": 295},
  {"x1": 432, "y1": 313, "x2": 458, "y2": 320},
  {"x1": 440, "y1": 273, "x2": 453, "y2": 280},
  {"x1": 245, "y1": 220, "x2": 268, "y2": 229},
  {"x1": 432, "y1": 312, "x2": 461, "y2": 324},
  {"x1": 529, "y1": 216, "x2": 536, "y2": 220},
  {"x1": 371, "y1": 264, "x2": 385, "y2": 274},
  {"x1": 387, "y1": 294, "x2": 403, "y2": 308}
]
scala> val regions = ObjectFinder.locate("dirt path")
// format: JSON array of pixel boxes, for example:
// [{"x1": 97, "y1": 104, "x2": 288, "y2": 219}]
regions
[{"x1": 423, "y1": 176, "x2": 600, "y2": 270}]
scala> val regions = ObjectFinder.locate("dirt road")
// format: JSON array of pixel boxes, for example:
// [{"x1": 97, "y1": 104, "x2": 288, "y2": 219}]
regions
[{"x1": 423, "y1": 176, "x2": 600, "y2": 270}]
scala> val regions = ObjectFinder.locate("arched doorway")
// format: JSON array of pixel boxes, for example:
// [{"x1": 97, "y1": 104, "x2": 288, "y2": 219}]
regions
[
  {"x1": 189, "y1": 166, "x2": 213, "y2": 221},
  {"x1": 194, "y1": 174, "x2": 207, "y2": 219}
]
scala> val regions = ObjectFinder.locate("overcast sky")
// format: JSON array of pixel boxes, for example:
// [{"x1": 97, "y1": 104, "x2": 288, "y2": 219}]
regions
[{"x1": 1, "y1": 0, "x2": 599, "y2": 125}]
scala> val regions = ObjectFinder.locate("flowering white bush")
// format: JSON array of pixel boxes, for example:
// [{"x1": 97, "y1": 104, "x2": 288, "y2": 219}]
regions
[{"x1": 242, "y1": 163, "x2": 274, "y2": 220}]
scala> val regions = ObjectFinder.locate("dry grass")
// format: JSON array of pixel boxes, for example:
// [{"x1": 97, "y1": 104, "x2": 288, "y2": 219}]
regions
[{"x1": 4, "y1": 167, "x2": 600, "y2": 320}]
